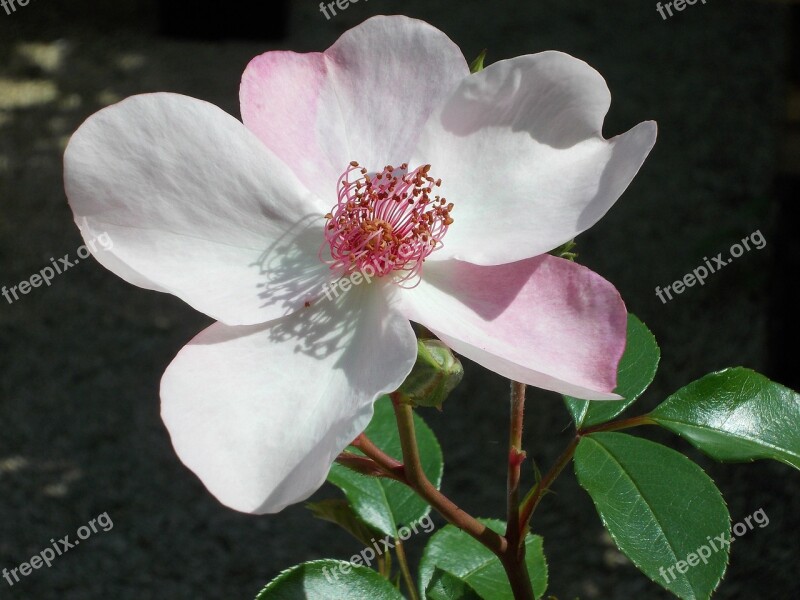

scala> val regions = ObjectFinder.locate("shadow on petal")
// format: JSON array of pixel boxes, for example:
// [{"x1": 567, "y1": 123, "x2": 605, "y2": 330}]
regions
[
  {"x1": 438, "y1": 55, "x2": 607, "y2": 149},
  {"x1": 419, "y1": 257, "x2": 546, "y2": 321},
  {"x1": 252, "y1": 212, "x2": 337, "y2": 316}
]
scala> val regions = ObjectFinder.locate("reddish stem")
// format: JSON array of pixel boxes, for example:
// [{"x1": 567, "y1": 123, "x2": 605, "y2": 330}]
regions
[
  {"x1": 389, "y1": 393, "x2": 508, "y2": 557},
  {"x1": 503, "y1": 381, "x2": 535, "y2": 600},
  {"x1": 334, "y1": 452, "x2": 405, "y2": 482},
  {"x1": 518, "y1": 413, "x2": 656, "y2": 530}
]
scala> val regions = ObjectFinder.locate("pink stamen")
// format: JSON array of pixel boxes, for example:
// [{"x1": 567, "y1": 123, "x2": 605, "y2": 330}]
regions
[{"x1": 321, "y1": 162, "x2": 454, "y2": 286}]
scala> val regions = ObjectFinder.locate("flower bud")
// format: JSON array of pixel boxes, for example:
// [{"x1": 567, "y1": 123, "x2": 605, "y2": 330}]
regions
[{"x1": 397, "y1": 339, "x2": 463, "y2": 409}]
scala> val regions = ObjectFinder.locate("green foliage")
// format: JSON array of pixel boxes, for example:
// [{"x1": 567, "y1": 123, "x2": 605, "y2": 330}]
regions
[
  {"x1": 255, "y1": 560, "x2": 404, "y2": 599},
  {"x1": 425, "y1": 569, "x2": 483, "y2": 600},
  {"x1": 306, "y1": 499, "x2": 383, "y2": 549},
  {"x1": 327, "y1": 396, "x2": 443, "y2": 538},
  {"x1": 290, "y1": 321, "x2": 800, "y2": 599},
  {"x1": 418, "y1": 519, "x2": 548, "y2": 599},
  {"x1": 574, "y1": 433, "x2": 729, "y2": 600},
  {"x1": 650, "y1": 367, "x2": 800, "y2": 469}
]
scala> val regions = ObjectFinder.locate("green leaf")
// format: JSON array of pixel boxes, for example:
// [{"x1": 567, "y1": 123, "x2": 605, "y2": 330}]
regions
[
  {"x1": 255, "y1": 560, "x2": 404, "y2": 600},
  {"x1": 574, "y1": 433, "x2": 730, "y2": 600},
  {"x1": 469, "y1": 49, "x2": 487, "y2": 73},
  {"x1": 418, "y1": 519, "x2": 548, "y2": 599},
  {"x1": 306, "y1": 499, "x2": 383, "y2": 549},
  {"x1": 650, "y1": 367, "x2": 800, "y2": 469},
  {"x1": 327, "y1": 396, "x2": 443, "y2": 538},
  {"x1": 426, "y1": 568, "x2": 483, "y2": 600},
  {"x1": 565, "y1": 314, "x2": 660, "y2": 429}
]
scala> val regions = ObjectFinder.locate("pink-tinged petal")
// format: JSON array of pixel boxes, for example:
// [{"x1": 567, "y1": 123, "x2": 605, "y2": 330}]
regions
[
  {"x1": 240, "y1": 15, "x2": 469, "y2": 203},
  {"x1": 412, "y1": 52, "x2": 657, "y2": 265},
  {"x1": 160, "y1": 285, "x2": 417, "y2": 514},
  {"x1": 397, "y1": 255, "x2": 627, "y2": 399},
  {"x1": 65, "y1": 93, "x2": 330, "y2": 326}
]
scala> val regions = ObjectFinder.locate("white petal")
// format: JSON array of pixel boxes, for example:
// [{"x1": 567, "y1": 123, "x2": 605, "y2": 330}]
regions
[
  {"x1": 397, "y1": 256, "x2": 628, "y2": 400},
  {"x1": 240, "y1": 15, "x2": 469, "y2": 203},
  {"x1": 412, "y1": 52, "x2": 657, "y2": 264},
  {"x1": 160, "y1": 285, "x2": 417, "y2": 514},
  {"x1": 65, "y1": 93, "x2": 329, "y2": 325}
]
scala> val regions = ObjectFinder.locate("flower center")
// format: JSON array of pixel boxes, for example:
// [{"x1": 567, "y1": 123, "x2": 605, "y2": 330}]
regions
[{"x1": 322, "y1": 161, "x2": 453, "y2": 285}]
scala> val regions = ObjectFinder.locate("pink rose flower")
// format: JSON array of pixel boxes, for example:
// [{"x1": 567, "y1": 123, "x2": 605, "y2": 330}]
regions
[{"x1": 64, "y1": 16, "x2": 656, "y2": 514}]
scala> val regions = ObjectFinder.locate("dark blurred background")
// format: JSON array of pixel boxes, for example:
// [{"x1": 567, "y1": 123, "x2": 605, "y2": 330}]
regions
[{"x1": 1, "y1": 0, "x2": 798, "y2": 598}]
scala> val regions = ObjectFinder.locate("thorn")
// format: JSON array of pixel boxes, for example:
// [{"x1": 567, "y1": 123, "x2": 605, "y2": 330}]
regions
[{"x1": 509, "y1": 447, "x2": 527, "y2": 468}]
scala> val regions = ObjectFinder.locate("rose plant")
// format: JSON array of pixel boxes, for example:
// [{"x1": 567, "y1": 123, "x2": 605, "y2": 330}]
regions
[{"x1": 63, "y1": 15, "x2": 799, "y2": 600}]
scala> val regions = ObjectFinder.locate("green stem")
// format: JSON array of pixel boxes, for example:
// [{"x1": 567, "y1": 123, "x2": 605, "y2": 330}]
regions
[
  {"x1": 517, "y1": 413, "x2": 656, "y2": 530},
  {"x1": 389, "y1": 393, "x2": 507, "y2": 556},
  {"x1": 394, "y1": 538, "x2": 419, "y2": 600},
  {"x1": 376, "y1": 552, "x2": 389, "y2": 579},
  {"x1": 518, "y1": 437, "x2": 579, "y2": 529}
]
